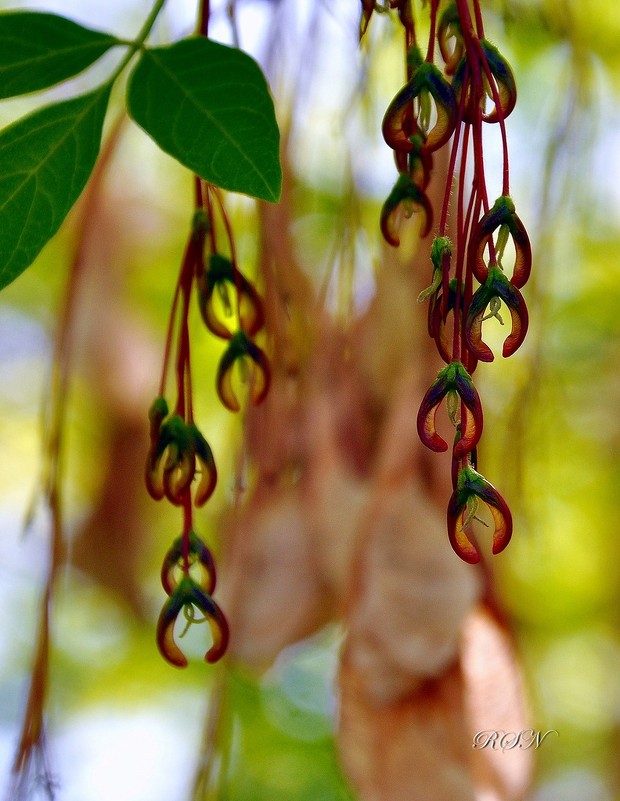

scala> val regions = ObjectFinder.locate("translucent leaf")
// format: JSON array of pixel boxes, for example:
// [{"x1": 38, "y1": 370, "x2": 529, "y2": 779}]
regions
[
  {"x1": 0, "y1": 11, "x2": 121, "y2": 99},
  {"x1": 127, "y1": 37, "x2": 282, "y2": 202},
  {"x1": 0, "y1": 87, "x2": 110, "y2": 290}
]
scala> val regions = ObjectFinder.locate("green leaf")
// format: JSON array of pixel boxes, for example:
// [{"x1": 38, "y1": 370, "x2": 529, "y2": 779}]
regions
[
  {"x1": 127, "y1": 38, "x2": 281, "y2": 203},
  {"x1": 0, "y1": 11, "x2": 121, "y2": 99},
  {"x1": 0, "y1": 87, "x2": 110, "y2": 290}
]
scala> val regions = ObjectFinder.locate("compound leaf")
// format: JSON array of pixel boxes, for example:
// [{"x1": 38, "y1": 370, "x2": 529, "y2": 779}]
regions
[
  {"x1": 127, "y1": 37, "x2": 281, "y2": 203},
  {"x1": 0, "y1": 87, "x2": 111, "y2": 290},
  {"x1": 0, "y1": 11, "x2": 122, "y2": 99}
]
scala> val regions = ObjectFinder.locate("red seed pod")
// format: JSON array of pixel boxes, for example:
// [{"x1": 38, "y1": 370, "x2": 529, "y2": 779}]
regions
[
  {"x1": 161, "y1": 530, "x2": 217, "y2": 596},
  {"x1": 468, "y1": 196, "x2": 532, "y2": 288},
  {"x1": 416, "y1": 361, "x2": 483, "y2": 457},
  {"x1": 447, "y1": 466, "x2": 513, "y2": 564},
  {"x1": 188, "y1": 425, "x2": 217, "y2": 506},
  {"x1": 216, "y1": 331, "x2": 271, "y2": 412},
  {"x1": 465, "y1": 266, "x2": 529, "y2": 362},
  {"x1": 452, "y1": 39, "x2": 517, "y2": 124},
  {"x1": 197, "y1": 253, "x2": 265, "y2": 340},
  {"x1": 428, "y1": 281, "x2": 456, "y2": 364},
  {"x1": 163, "y1": 443, "x2": 196, "y2": 506},
  {"x1": 437, "y1": 2, "x2": 465, "y2": 76},
  {"x1": 380, "y1": 174, "x2": 433, "y2": 246},
  {"x1": 156, "y1": 577, "x2": 229, "y2": 667},
  {"x1": 148, "y1": 396, "x2": 169, "y2": 448},
  {"x1": 382, "y1": 62, "x2": 457, "y2": 154}
]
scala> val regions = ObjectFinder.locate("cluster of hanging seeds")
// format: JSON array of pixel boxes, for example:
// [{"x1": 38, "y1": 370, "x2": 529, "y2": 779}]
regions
[
  {"x1": 362, "y1": 0, "x2": 532, "y2": 563},
  {"x1": 146, "y1": 180, "x2": 270, "y2": 666}
]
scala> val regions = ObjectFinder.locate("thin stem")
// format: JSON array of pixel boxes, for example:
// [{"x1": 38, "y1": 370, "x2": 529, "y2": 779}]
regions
[
  {"x1": 461, "y1": 231, "x2": 475, "y2": 366},
  {"x1": 472, "y1": 37, "x2": 511, "y2": 196},
  {"x1": 107, "y1": 0, "x2": 168, "y2": 83},
  {"x1": 455, "y1": 0, "x2": 475, "y2": 38},
  {"x1": 205, "y1": 189, "x2": 218, "y2": 253},
  {"x1": 472, "y1": 0, "x2": 485, "y2": 39},
  {"x1": 400, "y1": 0, "x2": 416, "y2": 57},
  {"x1": 211, "y1": 187, "x2": 243, "y2": 328},
  {"x1": 459, "y1": 182, "x2": 480, "y2": 366},
  {"x1": 210, "y1": 188, "x2": 238, "y2": 269},
  {"x1": 186, "y1": 352, "x2": 194, "y2": 422},
  {"x1": 198, "y1": 0, "x2": 211, "y2": 37},
  {"x1": 452, "y1": 128, "x2": 470, "y2": 360},
  {"x1": 159, "y1": 227, "x2": 196, "y2": 400},
  {"x1": 191, "y1": 670, "x2": 231, "y2": 800},
  {"x1": 175, "y1": 272, "x2": 193, "y2": 418},
  {"x1": 182, "y1": 492, "x2": 193, "y2": 574},
  {"x1": 227, "y1": 0, "x2": 241, "y2": 48},
  {"x1": 471, "y1": 114, "x2": 489, "y2": 213},
  {"x1": 159, "y1": 277, "x2": 182, "y2": 398},
  {"x1": 194, "y1": 175, "x2": 203, "y2": 209},
  {"x1": 426, "y1": 0, "x2": 440, "y2": 64},
  {"x1": 439, "y1": 61, "x2": 470, "y2": 235}
]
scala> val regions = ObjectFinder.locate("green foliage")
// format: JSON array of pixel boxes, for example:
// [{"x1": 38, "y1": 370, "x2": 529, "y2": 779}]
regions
[
  {"x1": 0, "y1": 87, "x2": 110, "y2": 290},
  {"x1": 127, "y1": 39, "x2": 282, "y2": 203},
  {"x1": 223, "y1": 666, "x2": 356, "y2": 801},
  {"x1": 0, "y1": 11, "x2": 122, "y2": 98},
  {"x1": 0, "y1": 6, "x2": 281, "y2": 292}
]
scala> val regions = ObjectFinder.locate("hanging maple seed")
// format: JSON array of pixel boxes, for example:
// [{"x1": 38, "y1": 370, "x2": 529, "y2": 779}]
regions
[
  {"x1": 364, "y1": 0, "x2": 526, "y2": 565},
  {"x1": 451, "y1": 436, "x2": 478, "y2": 490},
  {"x1": 156, "y1": 576, "x2": 229, "y2": 668},
  {"x1": 477, "y1": 39, "x2": 518, "y2": 123},
  {"x1": 148, "y1": 396, "x2": 169, "y2": 450},
  {"x1": 452, "y1": 39, "x2": 517, "y2": 124},
  {"x1": 380, "y1": 173, "x2": 433, "y2": 246},
  {"x1": 197, "y1": 252, "x2": 265, "y2": 340},
  {"x1": 447, "y1": 466, "x2": 513, "y2": 564},
  {"x1": 161, "y1": 530, "x2": 217, "y2": 596},
  {"x1": 465, "y1": 265, "x2": 529, "y2": 361},
  {"x1": 420, "y1": 237, "x2": 453, "y2": 353},
  {"x1": 216, "y1": 330, "x2": 271, "y2": 412},
  {"x1": 190, "y1": 424, "x2": 218, "y2": 506},
  {"x1": 145, "y1": 408, "x2": 216, "y2": 506},
  {"x1": 393, "y1": 132, "x2": 433, "y2": 189},
  {"x1": 146, "y1": 413, "x2": 194, "y2": 503},
  {"x1": 161, "y1": 420, "x2": 197, "y2": 504},
  {"x1": 382, "y1": 59, "x2": 457, "y2": 154},
  {"x1": 428, "y1": 279, "x2": 462, "y2": 364},
  {"x1": 437, "y1": 2, "x2": 464, "y2": 75},
  {"x1": 417, "y1": 361, "x2": 483, "y2": 458},
  {"x1": 469, "y1": 195, "x2": 532, "y2": 288}
]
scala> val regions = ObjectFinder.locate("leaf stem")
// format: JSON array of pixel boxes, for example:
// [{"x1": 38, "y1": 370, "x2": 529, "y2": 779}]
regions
[
  {"x1": 198, "y1": 0, "x2": 211, "y2": 37},
  {"x1": 107, "y1": 0, "x2": 168, "y2": 83}
]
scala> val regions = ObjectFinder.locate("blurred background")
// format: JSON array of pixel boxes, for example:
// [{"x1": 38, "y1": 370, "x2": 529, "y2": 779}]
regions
[{"x1": 0, "y1": 1, "x2": 619, "y2": 800}]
